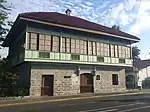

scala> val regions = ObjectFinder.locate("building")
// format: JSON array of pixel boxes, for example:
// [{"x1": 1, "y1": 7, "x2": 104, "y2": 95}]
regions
[
  {"x1": 134, "y1": 59, "x2": 150, "y2": 89},
  {"x1": 2, "y1": 11, "x2": 140, "y2": 97}
]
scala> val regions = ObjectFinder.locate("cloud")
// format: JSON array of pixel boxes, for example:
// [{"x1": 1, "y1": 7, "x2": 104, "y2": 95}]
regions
[{"x1": 128, "y1": 1, "x2": 150, "y2": 35}]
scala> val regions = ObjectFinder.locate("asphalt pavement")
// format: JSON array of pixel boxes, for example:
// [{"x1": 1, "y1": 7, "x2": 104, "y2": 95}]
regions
[{"x1": 0, "y1": 93, "x2": 150, "y2": 112}]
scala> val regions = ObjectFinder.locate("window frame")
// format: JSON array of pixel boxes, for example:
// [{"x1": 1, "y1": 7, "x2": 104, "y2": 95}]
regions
[
  {"x1": 96, "y1": 75, "x2": 100, "y2": 80},
  {"x1": 51, "y1": 35, "x2": 60, "y2": 52},
  {"x1": 112, "y1": 74, "x2": 119, "y2": 85}
]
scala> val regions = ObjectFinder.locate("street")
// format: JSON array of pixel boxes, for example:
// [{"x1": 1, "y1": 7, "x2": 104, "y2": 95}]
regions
[{"x1": 0, "y1": 93, "x2": 150, "y2": 112}]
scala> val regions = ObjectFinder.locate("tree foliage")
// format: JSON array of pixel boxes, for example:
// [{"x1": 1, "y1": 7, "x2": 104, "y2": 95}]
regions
[
  {"x1": 132, "y1": 46, "x2": 140, "y2": 61},
  {"x1": 142, "y1": 77, "x2": 150, "y2": 89},
  {"x1": 0, "y1": 58, "x2": 17, "y2": 96},
  {"x1": 0, "y1": 1, "x2": 19, "y2": 97},
  {"x1": 0, "y1": 0, "x2": 12, "y2": 43},
  {"x1": 111, "y1": 25, "x2": 121, "y2": 31}
]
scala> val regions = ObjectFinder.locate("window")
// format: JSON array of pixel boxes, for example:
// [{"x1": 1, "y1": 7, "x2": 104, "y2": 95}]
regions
[
  {"x1": 118, "y1": 46, "x2": 126, "y2": 58},
  {"x1": 71, "y1": 38, "x2": 81, "y2": 54},
  {"x1": 110, "y1": 45, "x2": 115, "y2": 57},
  {"x1": 125, "y1": 47, "x2": 131, "y2": 59},
  {"x1": 104, "y1": 43, "x2": 109, "y2": 57},
  {"x1": 39, "y1": 52, "x2": 50, "y2": 58},
  {"x1": 96, "y1": 75, "x2": 100, "y2": 80},
  {"x1": 76, "y1": 39, "x2": 80, "y2": 54},
  {"x1": 27, "y1": 32, "x2": 38, "y2": 50},
  {"x1": 114, "y1": 45, "x2": 118, "y2": 57},
  {"x1": 45, "y1": 35, "x2": 51, "y2": 51},
  {"x1": 66, "y1": 38, "x2": 71, "y2": 53},
  {"x1": 52, "y1": 36, "x2": 60, "y2": 52},
  {"x1": 80, "y1": 40, "x2": 87, "y2": 54},
  {"x1": 97, "y1": 56, "x2": 104, "y2": 62},
  {"x1": 92, "y1": 41, "x2": 96, "y2": 55},
  {"x1": 88, "y1": 41, "x2": 92, "y2": 55},
  {"x1": 96, "y1": 43, "x2": 100, "y2": 55},
  {"x1": 100, "y1": 43, "x2": 104, "y2": 56},
  {"x1": 71, "y1": 38, "x2": 76, "y2": 53},
  {"x1": 71, "y1": 54, "x2": 80, "y2": 60},
  {"x1": 112, "y1": 74, "x2": 118, "y2": 85},
  {"x1": 97, "y1": 43, "x2": 109, "y2": 57},
  {"x1": 62, "y1": 37, "x2": 66, "y2": 52},
  {"x1": 119, "y1": 58, "x2": 125, "y2": 63},
  {"x1": 83, "y1": 41, "x2": 87, "y2": 54},
  {"x1": 27, "y1": 32, "x2": 52, "y2": 51},
  {"x1": 39, "y1": 34, "x2": 51, "y2": 51},
  {"x1": 62, "y1": 37, "x2": 71, "y2": 53},
  {"x1": 88, "y1": 41, "x2": 97, "y2": 55}
]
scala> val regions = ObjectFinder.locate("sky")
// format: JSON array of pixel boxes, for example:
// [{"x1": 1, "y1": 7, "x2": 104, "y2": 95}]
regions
[{"x1": 1, "y1": 0, "x2": 150, "y2": 59}]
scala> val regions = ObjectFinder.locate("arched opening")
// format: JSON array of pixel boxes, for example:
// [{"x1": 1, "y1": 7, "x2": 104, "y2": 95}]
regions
[
  {"x1": 126, "y1": 75, "x2": 136, "y2": 89},
  {"x1": 80, "y1": 73, "x2": 94, "y2": 93}
]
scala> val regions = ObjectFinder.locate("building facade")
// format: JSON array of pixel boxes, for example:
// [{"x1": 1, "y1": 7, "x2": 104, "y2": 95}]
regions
[
  {"x1": 134, "y1": 59, "x2": 150, "y2": 89},
  {"x1": 3, "y1": 12, "x2": 140, "y2": 97}
]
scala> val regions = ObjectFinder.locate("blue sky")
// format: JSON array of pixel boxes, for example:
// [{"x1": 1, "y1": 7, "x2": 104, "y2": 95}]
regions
[{"x1": 1, "y1": 0, "x2": 150, "y2": 59}]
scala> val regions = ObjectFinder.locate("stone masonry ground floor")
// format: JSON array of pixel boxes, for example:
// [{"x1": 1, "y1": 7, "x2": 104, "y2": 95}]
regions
[{"x1": 14, "y1": 62, "x2": 126, "y2": 97}]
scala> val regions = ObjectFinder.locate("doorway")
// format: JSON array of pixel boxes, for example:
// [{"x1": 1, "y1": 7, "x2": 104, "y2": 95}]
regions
[
  {"x1": 41, "y1": 75, "x2": 54, "y2": 96},
  {"x1": 80, "y1": 73, "x2": 94, "y2": 93}
]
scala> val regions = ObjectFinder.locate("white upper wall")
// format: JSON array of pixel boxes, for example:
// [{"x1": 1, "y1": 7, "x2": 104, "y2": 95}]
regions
[{"x1": 138, "y1": 66, "x2": 150, "y2": 87}]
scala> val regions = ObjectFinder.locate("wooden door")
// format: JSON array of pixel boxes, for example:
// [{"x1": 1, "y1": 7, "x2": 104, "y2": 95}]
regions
[
  {"x1": 80, "y1": 73, "x2": 94, "y2": 93},
  {"x1": 41, "y1": 75, "x2": 54, "y2": 96}
]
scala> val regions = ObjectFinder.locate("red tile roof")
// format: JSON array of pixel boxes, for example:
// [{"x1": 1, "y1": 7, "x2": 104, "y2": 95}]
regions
[{"x1": 19, "y1": 12, "x2": 140, "y2": 40}]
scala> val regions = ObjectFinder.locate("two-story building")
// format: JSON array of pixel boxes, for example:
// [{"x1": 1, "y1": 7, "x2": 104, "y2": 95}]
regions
[{"x1": 2, "y1": 10, "x2": 140, "y2": 97}]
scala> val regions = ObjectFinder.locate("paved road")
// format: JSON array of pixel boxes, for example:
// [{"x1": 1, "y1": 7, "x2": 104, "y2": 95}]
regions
[{"x1": 1, "y1": 93, "x2": 150, "y2": 112}]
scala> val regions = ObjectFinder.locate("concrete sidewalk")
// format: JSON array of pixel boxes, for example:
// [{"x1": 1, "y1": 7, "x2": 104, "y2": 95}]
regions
[{"x1": 0, "y1": 90, "x2": 150, "y2": 107}]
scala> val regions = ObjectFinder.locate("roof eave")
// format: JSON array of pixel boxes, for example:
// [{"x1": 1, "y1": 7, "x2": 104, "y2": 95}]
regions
[
  {"x1": 20, "y1": 17, "x2": 140, "y2": 42},
  {"x1": 2, "y1": 16, "x2": 21, "y2": 47}
]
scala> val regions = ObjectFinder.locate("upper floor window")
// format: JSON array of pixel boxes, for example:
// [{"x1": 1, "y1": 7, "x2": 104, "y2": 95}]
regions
[
  {"x1": 27, "y1": 33, "x2": 38, "y2": 50},
  {"x1": 80, "y1": 40, "x2": 87, "y2": 54},
  {"x1": 126, "y1": 47, "x2": 131, "y2": 59},
  {"x1": 118, "y1": 46, "x2": 130, "y2": 58},
  {"x1": 52, "y1": 36, "x2": 60, "y2": 52},
  {"x1": 88, "y1": 41, "x2": 92, "y2": 55},
  {"x1": 62, "y1": 37, "x2": 66, "y2": 52},
  {"x1": 92, "y1": 41, "x2": 96, "y2": 55},
  {"x1": 71, "y1": 38, "x2": 80, "y2": 54},
  {"x1": 97, "y1": 43, "x2": 109, "y2": 57},
  {"x1": 27, "y1": 32, "x2": 60, "y2": 52},
  {"x1": 114, "y1": 45, "x2": 118, "y2": 57},
  {"x1": 110, "y1": 45, "x2": 115, "y2": 57},
  {"x1": 39, "y1": 34, "x2": 51, "y2": 51},
  {"x1": 62, "y1": 37, "x2": 71, "y2": 53}
]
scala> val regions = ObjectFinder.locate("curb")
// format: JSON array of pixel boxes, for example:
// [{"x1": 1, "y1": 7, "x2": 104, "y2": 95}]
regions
[{"x1": 0, "y1": 92, "x2": 150, "y2": 107}]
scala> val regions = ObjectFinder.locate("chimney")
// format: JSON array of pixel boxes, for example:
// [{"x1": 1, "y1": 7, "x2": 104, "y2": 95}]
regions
[{"x1": 65, "y1": 9, "x2": 71, "y2": 16}]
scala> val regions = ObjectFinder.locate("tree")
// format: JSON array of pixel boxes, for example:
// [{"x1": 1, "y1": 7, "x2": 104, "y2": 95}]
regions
[
  {"x1": 132, "y1": 46, "x2": 140, "y2": 61},
  {"x1": 111, "y1": 25, "x2": 121, "y2": 31},
  {"x1": 0, "y1": 0, "x2": 18, "y2": 97},
  {"x1": 142, "y1": 77, "x2": 150, "y2": 89},
  {"x1": 0, "y1": 0, "x2": 12, "y2": 43},
  {"x1": 0, "y1": 57, "x2": 17, "y2": 96}
]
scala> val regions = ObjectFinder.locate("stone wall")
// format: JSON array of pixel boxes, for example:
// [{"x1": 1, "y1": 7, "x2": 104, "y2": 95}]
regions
[
  {"x1": 94, "y1": 69, "x2": 126, "y2": 93},
  {"x1": 29, "y1": 65, "x2": 126, "y2": 97},
  {"x1": 30, "y1": 68, "x2": 80, "y2": 97}
]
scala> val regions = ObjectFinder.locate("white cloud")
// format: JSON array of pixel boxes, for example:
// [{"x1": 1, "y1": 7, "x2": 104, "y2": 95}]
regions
[{"x1": 128, "y1": 1, "x2": 150, "y2": 35}]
